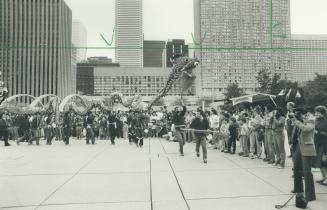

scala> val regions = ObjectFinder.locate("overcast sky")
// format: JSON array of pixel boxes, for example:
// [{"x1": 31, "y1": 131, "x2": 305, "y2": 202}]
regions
[{"x1": 65, "y1": 0, "x2": 327, "y2": 59}]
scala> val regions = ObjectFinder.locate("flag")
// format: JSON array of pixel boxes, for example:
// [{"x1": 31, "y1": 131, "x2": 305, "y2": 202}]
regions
[
  {"x1": 278, "y1": 89, "x2": 286, "y2": 96},
  {"x1": 295, "y1": 90, "x2": 301, "y2": 99},
  {"x1": 286, "y1": 89, "x2": 292, "y2": 100}
]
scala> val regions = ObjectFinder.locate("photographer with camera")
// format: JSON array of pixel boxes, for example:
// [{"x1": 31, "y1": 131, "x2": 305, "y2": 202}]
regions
[{"x1": 290, "y1": 107, "x2": 316, "y2": 208}]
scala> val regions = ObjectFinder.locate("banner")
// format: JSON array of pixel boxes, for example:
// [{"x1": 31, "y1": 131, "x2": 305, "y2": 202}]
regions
[{"x1": 232, "y1": 95, "x2": 253, "y2": 106}]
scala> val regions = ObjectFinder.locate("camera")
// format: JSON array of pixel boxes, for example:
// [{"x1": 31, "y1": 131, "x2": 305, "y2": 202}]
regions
[{"x1": 288, "y1": 111, "x2": 302, "y2": 121}]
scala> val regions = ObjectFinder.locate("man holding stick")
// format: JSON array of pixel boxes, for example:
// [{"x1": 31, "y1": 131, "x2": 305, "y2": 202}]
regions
[
  {"x1": 172, "y1": 105, "x2": 187, "y2": 156},
  {"x1": 190, "y1": 108, "x2": 210, "y2": 164}
]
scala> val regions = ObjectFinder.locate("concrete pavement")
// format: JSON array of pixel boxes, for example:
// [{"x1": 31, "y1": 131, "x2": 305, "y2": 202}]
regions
[{"x1": 0, "y1": 138, "x2": 326, "y2": 210}]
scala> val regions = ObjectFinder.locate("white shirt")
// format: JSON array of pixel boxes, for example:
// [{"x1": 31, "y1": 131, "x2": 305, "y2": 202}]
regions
[{"x1": 210, "y1": 114, "x2": 220, "y2": 129}]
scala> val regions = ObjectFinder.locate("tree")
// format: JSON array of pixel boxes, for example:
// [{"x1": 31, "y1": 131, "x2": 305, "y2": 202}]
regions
[
  {"x1": 255, "y1": 69, "x2": 272, "y2": 93},
  {"x1": 303, "y1": 74, "x2": 327, "y2": 108},
  {"x1": 224, "y1": 83, "x2": 244, "y2": 101},
  {"x1": 270, "y1": 73, "x2": 281, "y2": 95},
  {"x1": 276, "y1": 80, "x2": 298, "y2": 91}
]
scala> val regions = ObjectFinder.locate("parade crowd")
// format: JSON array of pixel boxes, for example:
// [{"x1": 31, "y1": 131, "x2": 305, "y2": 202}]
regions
[{"x1": 0, "y1": 103, "x2": 327, "y2": 205}]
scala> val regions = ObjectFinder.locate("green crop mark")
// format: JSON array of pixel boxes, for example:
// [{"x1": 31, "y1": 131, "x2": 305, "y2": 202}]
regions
[{"x1": 0, "y1": 1, "x2": 325, "y2": 52}]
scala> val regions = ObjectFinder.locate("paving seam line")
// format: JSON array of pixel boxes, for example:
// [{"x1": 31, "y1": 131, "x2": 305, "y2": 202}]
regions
[
  {"x1": 158, "y1": 138, "x2": 190, "y2": 209},
  {"x1": 34, "y1": 147, "x2": 110, "y2": 210},
  {"x1": 222, "y1": 155, "x2": 286, "y2": 194},
  {"x1": 158, "y1": 138, "x2": 168, "y2": 154},
  {"x1": 0, "y1": 200, "x2": 151, "y2": 210},
  {"x1": 149, "y1": 158, "x2": 153, "y2": 210},
  {"x1": 166, "y1": 157, "x2": 191, "y2": 210}
]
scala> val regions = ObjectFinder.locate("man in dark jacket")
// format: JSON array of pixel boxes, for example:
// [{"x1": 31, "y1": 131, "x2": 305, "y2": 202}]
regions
[
  {"x1": 108, "y1": 111, "x2": 118, "y2": 145},
  {"x1": 0, "y1": 112, "x2": 11, "y2": 146},
  {"x1": 228, "y1": 117, "x2": 238, "y2": 154},
  {"x1": 190, "y1": 108, "x2": 210, "y2": 163},
  {"x1": 172, "y1": 105, "x2": 187, "y2": 156},
  {"x1": 85, "y1": 112, "x2": 95, "y2": 145},
  {"x1": 63, "y1": 111, "x2": 73, "y2": 145}
]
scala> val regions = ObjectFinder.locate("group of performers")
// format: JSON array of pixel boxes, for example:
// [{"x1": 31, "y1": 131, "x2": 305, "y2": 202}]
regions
[
  {"x1": 1, "y1": 109, "x2": 148, "y2": 147},
  {"x1": 0, "y1": 104, "x2": 211, "y2": 163}
]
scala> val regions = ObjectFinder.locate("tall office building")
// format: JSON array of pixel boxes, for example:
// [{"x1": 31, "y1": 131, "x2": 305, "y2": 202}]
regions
[
  {"x1": 72, "y1": 20, "x2": 87, "y2": 62},
  {"x1": 115, "y1": 0, "x2": 143, "y2": 67},
  {"x1": 194, "y1": 0, "x2": 291, "y2": 97},
  {"x1": 143, "y1": 40, "x2": 166, "y2": 67},
  {"x1": 71, "y1": 44, "x2": 78, "y2": 94},
  {"x1": 291, "y1": 35, "x2": 327, "y2": 82},
  {"x1": 166, "y1": 39, "x2": 189, "y2": 67},
  {"x1": 0, "y1": 0, "x2": 73, "y2": 99}
]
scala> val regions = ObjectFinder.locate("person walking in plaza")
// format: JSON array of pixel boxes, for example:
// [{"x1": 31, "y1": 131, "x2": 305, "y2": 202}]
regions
[
  {"x1": 116, "y1": 111, "x2": 124, "y2": 139},
  {"x1": 291, "y1": 107, "x2": 316, "y2": 203},
  {"x1": 190, "y1": 108, "x2": 210, "y2": 164},
  {"x1": 264, "y1": 105, "x2": 275, "y2": 163},
  {"x1": 249, "y1": 108, "x2": 263, "y2": 159},
  {"x1": 0, "y1": 112, "x2": 11, "y2": 146},
  {"x1": 127, "y1": 111, "x2": 135, "y2": 144},
  {"x1": 131, "y1": 111, "x2": 145, "y2": 147},
  {"x1": 272, "y1": 108, "x2": 286, "y2": 169},
  {"x1": 313, "y1": 106, "x2": 327, "y2": 185},
  {"x1": 108, "y1": 111, "x2": 117, "y2": 145},
  {"x1": 210, "y1": 109, "x2": 220, "y2": 149},
  {"x1": 220, "y1": 114, "x2": 230, "y2": 153},
  {"x1": 239, "y1": 118, "x2": 249, "y2": 157},
  {"x1": 45, "y1": 113, "x2": 54, "y2": 145},
  {"x1": 185, "y1": 111, "x2": 194, "y2": 142},
  {"x1": 63, "y1": 111, "x2": 72, "y2": 145},
  {"x1": 85, "y1": 112, "x2": 95, "y2": 145},
  {"x1": 172, "y1": 105, "x2": 187, "y2": 156},
  {"x1": 121, "y1": 113, "x2": 128, "y2": 140},
  {"x1": 99, "y1": 116, "x2": 107, "y2": 140},
  {"x1": 6, "y1": 113, "x2": 16, "y2": 141},
  {"x1": 228, "y1": 117, "x2": 238, "y2": 154},
  {"x1": 28, "y1": 112, "x2": 40, "y2": 145},
  {"x1": 75, "y1": 115, "x2": 83, "y2": 140}
]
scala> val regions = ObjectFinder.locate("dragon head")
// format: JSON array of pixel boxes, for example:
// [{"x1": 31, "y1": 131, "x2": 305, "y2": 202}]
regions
[{"x1": 171, "y1": 55, "x2": 200, "y2": 72}]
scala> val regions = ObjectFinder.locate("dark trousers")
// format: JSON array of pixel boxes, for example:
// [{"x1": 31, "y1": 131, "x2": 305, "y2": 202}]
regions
[
  {"x1": 0, "y1": 129, "x2": 10, "y2": 145},
  {"x1": 175, "y1": 129, "x2": 184, "y2": 154},
  {"x1": 29, "y1": 129, "x2": 40, "y2": 145},
  {"x1": 63, "y1": 127, "x2": 71, "y2": 145},
  {"x1": 45, "y1": 127, "x2": 54, "y2": 144},
  {"x1": 228, "y1": 137, "x2": 237, "y2": 152},
  {"x1": 195, "y1": 134, "x2": 207, "y2": 159},
  {"x1": 293, "y1": 144, "x2": 316, "y2": 200},
  {"x1": 86, "y1": 127, "x2": 95, "y2": 144},
  {"x1": 109, "y1": 128, "x2": 116, "y2": 144},
  {"x1": 117, "y1": 127, "x2": 123, "y2": 138}
]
